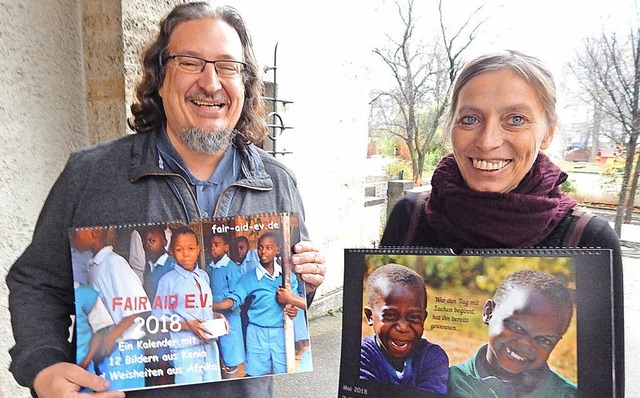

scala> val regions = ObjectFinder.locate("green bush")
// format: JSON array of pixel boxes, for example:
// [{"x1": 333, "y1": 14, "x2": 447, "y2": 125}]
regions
[
  {"x1": 384, "y1": 159, "x2": 413, "y2": 180},
  {"x1": 560, "y1": 177, "x2": 577, "y2": 196},
  {"x1": 383, "y1": 144, "x2": 448, "y2": 181}
]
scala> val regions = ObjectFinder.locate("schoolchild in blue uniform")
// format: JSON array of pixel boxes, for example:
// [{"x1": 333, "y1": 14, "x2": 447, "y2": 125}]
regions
[
  {"x1": 141, "y1": 225, "x2": 176, "y2": 299},
  {"x1": 230, "y1": 236, "x2": 250, "y2": 267},
  {"x1": 140, "y1": 225, "x2": 177, "y2": 386},
  {"x1": 70, "y1": 228, "x2": 151, "y2": 391},
  {"x1": 292, "y1": 273, "x2": 311, "y2": 371},
  {"x1": 153, "y1": 227, "x2": 223, "y2": 384},
  {"x1": 231, "y1": 235, "x2": 259, "y2": 347},
  {"x1": 74, "y1": 282, "x2": 115, "y2": 375},
  {"x1": 206, "y1": 233, "x2": 245, "y2": 378},
  {"x1": 231, "y1": 235, "x2": 260, "y2": 276},
  {"x1": 213, "y1": 232, "x2": 305, "y2": 376}
]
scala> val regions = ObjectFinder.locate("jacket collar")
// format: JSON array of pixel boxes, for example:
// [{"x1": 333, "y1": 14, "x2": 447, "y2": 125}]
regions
[{"x1": 128, "y1": 129, "x2": 273, "y2": 191}]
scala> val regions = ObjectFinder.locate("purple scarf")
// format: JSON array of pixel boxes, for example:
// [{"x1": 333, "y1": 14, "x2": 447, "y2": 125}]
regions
[{"x1": 425, "y1": 153, "x2": 576, "y2": 248}]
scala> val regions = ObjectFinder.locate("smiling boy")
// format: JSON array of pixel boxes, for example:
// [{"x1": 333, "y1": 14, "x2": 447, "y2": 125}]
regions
[
  {"x1": 448, "y1": 269, "x2": 576, "y2": 397},
  {"x1": 360, "y1": 263, "x2": 449, "y2": 394},
  {"x1": 213, "y1": 232, "x2": 305, "y2": 376}
]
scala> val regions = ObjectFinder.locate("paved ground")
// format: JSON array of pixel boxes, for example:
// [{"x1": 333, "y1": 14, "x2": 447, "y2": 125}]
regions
[{"x1": 273, "y1": 312, "x2": 342, "y2": 398}]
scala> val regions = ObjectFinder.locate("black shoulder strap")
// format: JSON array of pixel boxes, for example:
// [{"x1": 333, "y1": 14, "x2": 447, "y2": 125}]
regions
[
  {"x1": 403, "y1": 191, "x2": 431, "y2": 246},
  {"x1": 563, "y1": 207, "x2": 596, "y2": 247}
]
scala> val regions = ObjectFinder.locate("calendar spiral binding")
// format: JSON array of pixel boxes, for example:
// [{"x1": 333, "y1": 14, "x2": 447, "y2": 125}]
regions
[
  {"x1": 346, "y1": 246, "x2": 607, "y2": 256},
  {"x1": 71, "y1": 212, "x2": 295, "y2": 232}
]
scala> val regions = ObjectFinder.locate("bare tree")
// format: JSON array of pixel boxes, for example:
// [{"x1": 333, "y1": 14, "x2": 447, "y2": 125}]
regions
[
  {"x1": 369, "y1": 0, "x2": 485, "y2": 185},
  {"x1": 568, "y1": 29, "x2": 640, "y2": 235}
]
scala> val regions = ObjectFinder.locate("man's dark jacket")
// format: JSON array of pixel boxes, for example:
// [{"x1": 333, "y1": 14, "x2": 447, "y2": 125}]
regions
[{"x1": 7, "y1": 130, "x2": 308, "y2": 397}]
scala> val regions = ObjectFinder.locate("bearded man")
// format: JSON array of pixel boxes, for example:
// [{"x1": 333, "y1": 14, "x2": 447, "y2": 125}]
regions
[{"x1": 7, "y1": 3, "x2": 325, "y2": 397}]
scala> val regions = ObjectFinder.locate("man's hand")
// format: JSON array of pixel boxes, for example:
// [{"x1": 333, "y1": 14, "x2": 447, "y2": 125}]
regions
[
  {"x1": 33, "y1": 362, "x2": 125, "y2": 397},
  {"x1": 292, "y1": 241, "x2": 326, "y2": 292}
]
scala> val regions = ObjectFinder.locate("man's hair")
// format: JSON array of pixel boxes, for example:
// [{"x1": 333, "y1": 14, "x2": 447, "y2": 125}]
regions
[
  {"x1": 365, "y1": 263, "x2": 426, "y2": 308},
  {"x1": 169, "y1": 226, "x2": 199, "y2": 248},
  {"x1": 129, "y1": 2, "x2": 267, "y2": 145},
  {"x1": 493, "y1": 270, "x2": 573, "y2": 331}
]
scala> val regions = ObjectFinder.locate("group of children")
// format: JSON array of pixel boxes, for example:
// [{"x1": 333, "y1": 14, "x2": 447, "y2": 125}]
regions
[
  {"x1": 71, "y1": 224, "x2": 308, "y2": 391},
  {"x1": 360, "y1": 264, "x2": 577, "y2": 397}
]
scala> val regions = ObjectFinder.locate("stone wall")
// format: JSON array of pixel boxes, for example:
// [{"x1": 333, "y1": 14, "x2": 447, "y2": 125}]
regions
[{"x1": 0, "y1": 1, "x2": 87, "y2": 396}]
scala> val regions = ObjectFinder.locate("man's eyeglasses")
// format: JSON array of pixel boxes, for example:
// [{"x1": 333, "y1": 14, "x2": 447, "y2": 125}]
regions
[{"x1": 164, "y1": 55, "x2": 246, "y2": 78}]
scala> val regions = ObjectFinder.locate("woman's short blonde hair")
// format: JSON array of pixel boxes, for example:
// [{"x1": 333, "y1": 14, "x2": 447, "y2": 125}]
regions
[{"x1": 445, "y1": 50, "x2": 557, "y2": 134}]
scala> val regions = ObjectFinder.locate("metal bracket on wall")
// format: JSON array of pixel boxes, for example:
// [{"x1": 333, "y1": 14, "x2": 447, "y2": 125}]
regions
[{"x1": 263, "y1": 43, "x2": 293, "y2": 156}]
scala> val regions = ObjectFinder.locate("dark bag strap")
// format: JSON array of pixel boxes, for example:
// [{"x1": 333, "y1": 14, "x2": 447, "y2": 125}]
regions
[
  {"x1": 403, "y1": 191, "x2": 431, "y2": 246},
  {"x1": 563, "y1": 207, "x2": 596, "y2": 247}
]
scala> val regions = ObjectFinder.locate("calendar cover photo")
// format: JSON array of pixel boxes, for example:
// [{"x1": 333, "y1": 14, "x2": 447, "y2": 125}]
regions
[
  {"x1": 69, "y1": 213, "x2": 311, "y2": 392},
  {"x1": 338, "y1": 248, "x2": 615, "y2": 398}
]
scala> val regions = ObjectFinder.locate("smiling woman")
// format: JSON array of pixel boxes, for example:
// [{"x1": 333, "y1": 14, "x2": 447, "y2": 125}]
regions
[
  {"x1": 450, "y1": 68, "x2": 554, "y2": 194},
  {"x1": 379, "y1": 50, "x2": 624, "y2": 395},
  {"x1": 380, "y1": 51, "x2": 620, "y2": 251}
]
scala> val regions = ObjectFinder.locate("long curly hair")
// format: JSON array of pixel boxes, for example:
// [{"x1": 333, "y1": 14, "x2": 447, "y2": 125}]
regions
[{"x1": 128, "y1": 2, "x2": 267, "y2": 146}]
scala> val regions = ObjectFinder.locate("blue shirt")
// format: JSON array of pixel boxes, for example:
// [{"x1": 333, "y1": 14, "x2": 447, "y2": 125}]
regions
[
  {"x1": 360, "y1": 335, "x2": 449, "y2": 395},
  {"x1": 86, "y1": 246, "x2": 150, "y2": 341},
  {"x1": 71, "y1": 248, "x2": 93, "y2": 285},
  {"x1": 239, "y1": 249, "x2": 260, "y2": 276},
  {"x1": 226, "y1": 261, "x2": 298, "y2": 328},
  {"x1": 74, "y1": 283, "x2": 114, "y2": 365},
  {"x1": 143, "y1": 252, "x2": 176, "y2": 299},
  {"x1": 153, "y1": 265, "x2": 214, "y2": 349},
  {"x1": 156, "y1": 128, "x2": 241, "y2": 218},
  {"x1": 206, "y1": 254, "x2": 241, "y2": 316}
]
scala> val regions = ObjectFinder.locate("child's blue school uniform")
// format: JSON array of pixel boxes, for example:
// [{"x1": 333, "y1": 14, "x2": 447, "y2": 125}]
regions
[
  {"x1": 207, "y1": 254, "x2": 245, "y2": 367},
  {"x1": 292, "y1": 273, "x2": 309, "y2": 342},
  {"x1": 143, "y1": 252, "x2": 176, "y2": 299},
  {"x1": 74, "y1": 283, "x2": 114, "y2": 373},
  {"x1": 226, "y1": 261, "x2": 299, "y2": 375},
  {"x1": 87, "y1": 246, "x2": 150, "y2": 390},
  {"x1": 154, "y1": 265, "x2": 221, "y2": 384},
  {"x1": 239, "y1": 249, "x2": 260, "y2": 275}
]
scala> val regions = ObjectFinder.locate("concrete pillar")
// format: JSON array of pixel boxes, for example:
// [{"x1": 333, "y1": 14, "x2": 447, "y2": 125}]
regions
[
  {"x1": 387, "y1": 180, "x2": 414, "y2": 218},
  {"x1": 81, "y1": 0, "x2": 127, "y2": 143}
]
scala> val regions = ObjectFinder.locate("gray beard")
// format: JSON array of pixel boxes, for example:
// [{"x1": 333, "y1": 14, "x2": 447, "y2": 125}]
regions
[{"x1": 178, "y1": 127, "x2": 233, "y2": 154}]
